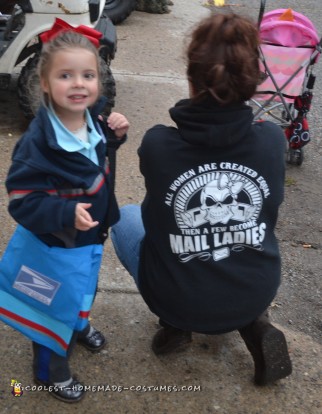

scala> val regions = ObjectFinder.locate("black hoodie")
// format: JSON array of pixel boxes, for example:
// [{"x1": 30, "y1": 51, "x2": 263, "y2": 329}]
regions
[{"x1": 138, "y1": 98, "x2": 286, "y2": 333}]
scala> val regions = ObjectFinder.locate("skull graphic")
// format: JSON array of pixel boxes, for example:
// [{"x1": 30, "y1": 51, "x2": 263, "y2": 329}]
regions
[{"x1": 200, "y1": 173, "x2": 244, "y2": 225}]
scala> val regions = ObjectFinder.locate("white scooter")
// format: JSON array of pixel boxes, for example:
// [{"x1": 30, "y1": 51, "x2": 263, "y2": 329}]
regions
[{"x1": 0, "y1": 0, "x2": 117, "y2": 118}]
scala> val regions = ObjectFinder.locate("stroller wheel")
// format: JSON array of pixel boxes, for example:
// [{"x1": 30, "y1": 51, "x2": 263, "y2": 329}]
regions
[{"x1": 286, "y1": 148, "x2": 304, "y2": 166}]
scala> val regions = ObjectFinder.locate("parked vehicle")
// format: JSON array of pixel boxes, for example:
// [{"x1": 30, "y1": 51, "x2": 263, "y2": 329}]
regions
[
  {"x1": 103, "y1": 0, "x2": 136, "y2": 24},
  {"x1": 103, "y1": 1, "x2": 174, "y2": 25},
  {"x1": 0, "y1": 0, "x2": 117, "y2": 118}
]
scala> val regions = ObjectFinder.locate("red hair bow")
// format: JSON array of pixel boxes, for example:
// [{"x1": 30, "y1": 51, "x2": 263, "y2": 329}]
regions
[{"x1": 40, "y1": 18, "x2": 102, "y2": 48}]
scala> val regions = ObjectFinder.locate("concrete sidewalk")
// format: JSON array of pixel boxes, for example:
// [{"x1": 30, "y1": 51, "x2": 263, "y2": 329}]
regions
[
  {"x1": 1, "y1": 1, "x2": 321, "y2": 413},
  {"x1": 2, "y1": 291, "x2": 321, "y2": 413}
]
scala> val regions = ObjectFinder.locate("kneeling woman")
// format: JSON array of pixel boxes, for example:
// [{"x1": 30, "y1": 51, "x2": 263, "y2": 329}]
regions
[{"x1": 111, "y1": 13, "x2": 292, "y2": 386}]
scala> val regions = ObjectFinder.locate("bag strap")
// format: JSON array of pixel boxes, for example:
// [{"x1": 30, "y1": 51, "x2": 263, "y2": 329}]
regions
[{"x1": 97, "y1": 117, "x2": 125, "y2": 243}]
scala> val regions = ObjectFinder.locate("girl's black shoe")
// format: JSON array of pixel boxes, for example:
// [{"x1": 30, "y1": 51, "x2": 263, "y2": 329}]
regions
[
  {"x1": 34, "y1": 377, "x2": 85, "y2": 403},
  {"x1": 77, "y1": 326, "x2": 106, "y2": 352}
]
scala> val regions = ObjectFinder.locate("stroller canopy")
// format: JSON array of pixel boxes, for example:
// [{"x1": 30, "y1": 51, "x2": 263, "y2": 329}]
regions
[
  {"x1": 260, "y1": 8, "x2": 319, "y2": 47},
  {"x1": 256, "y1": 8, "x2": 321, "y2": 102}
]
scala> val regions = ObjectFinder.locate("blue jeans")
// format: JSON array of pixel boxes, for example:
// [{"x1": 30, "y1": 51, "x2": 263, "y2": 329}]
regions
[{"x1": 110, "y1": 204, "x2": 144, "y2": 287}]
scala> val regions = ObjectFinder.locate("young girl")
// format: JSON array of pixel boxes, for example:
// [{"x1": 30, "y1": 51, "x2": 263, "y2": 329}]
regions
[
  {"x1": 5, "y1": 28, "x2": 129, "y2": 402},
  {"x1": 111, "y1": 13, "x2": 292, "y2": 386}
]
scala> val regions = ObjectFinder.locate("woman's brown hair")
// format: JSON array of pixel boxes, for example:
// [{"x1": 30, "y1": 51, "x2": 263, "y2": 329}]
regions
[{"x1": 187, "y1": 13, "x2": 260, "y2": 105}]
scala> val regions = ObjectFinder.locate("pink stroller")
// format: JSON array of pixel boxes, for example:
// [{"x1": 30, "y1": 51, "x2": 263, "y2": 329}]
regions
[{"x1": 251, "y1": 0, "x2": 322, "y2": 165}]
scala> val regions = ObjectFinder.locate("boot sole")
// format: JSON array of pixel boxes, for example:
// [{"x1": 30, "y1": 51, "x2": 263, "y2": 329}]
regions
[
  {"x1": 152, "y1": 332, "x2": 192, "y2": 355},
  {"x1": 255, "y1": 327, "x2": 292, "y2": 385}
]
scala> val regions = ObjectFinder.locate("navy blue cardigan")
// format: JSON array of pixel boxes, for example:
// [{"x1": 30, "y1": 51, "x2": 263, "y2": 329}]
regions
[{"x1": 6, "y1": 100, "x2": 125, "y2": 248}]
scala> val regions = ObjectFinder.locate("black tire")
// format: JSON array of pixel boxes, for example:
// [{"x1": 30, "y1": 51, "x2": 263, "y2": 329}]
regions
[
  {"x1": 286, "y1": 148, "x2": 304, "y2": 166},
  {"x1": 17, "y1": 55, "x2": 116, "y2": 119},
  {"x1": 103, "y1": 0, "x2": 136, "y2": 24},
  {"x1": 100, "y1": 58, "x2": 116, "y2": 116},
  {"x1": 17, "y1": 53, "x2": 41, "y2": 120}
]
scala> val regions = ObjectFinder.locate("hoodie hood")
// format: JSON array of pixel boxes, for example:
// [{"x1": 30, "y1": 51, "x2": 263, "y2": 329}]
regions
[{"x1": 169, "y1": 98, "x2": 254, "y2": 148}]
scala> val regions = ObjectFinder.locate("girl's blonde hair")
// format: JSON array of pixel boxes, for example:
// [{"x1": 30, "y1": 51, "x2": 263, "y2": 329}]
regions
[
  {"x1": 187, "y1": 13, "x2": 260, "y2": 105},
  {"x1": 37, "y1": 30, "x2": 102, "y2": 105}
]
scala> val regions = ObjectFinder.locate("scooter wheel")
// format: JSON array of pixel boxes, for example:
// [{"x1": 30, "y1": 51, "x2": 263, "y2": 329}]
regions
[{"x1": 17, "y1": 53, "x2": 41, "y2": 119}]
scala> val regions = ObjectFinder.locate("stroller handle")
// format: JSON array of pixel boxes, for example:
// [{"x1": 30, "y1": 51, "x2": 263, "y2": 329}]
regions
[{"x1": 258, "y1": 0, "x2": 266, "y2": 27}]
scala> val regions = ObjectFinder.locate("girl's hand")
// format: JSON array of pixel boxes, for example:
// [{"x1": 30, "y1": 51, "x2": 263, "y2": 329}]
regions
[
  {"x1": 107, "y1": 112, "x2": 130, "y2": 138},
  {"x1": 75, "y1": 203, "x2": 99, "y2": 231}
]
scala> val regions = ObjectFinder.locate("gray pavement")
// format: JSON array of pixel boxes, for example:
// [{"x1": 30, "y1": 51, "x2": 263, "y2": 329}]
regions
[{"x1": 1, "y1": 1, "x2": 322, "y2": 413}]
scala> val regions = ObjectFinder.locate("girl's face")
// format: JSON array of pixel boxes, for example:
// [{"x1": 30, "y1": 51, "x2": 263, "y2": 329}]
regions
[{"x1": 41, "y1": 47, "x2": 99, "y2": 119}]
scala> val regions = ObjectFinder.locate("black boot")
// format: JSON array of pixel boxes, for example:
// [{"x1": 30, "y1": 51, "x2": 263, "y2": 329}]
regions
[
  {"x1": 152, "y1": 320, "x2": 192, "y2": 355},
  {"x1": 239, "y1": 313, "x2": 292, "y2": 385}
]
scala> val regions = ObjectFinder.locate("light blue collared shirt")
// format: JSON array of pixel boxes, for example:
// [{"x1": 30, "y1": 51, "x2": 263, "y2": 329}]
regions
[{"x1": 47, "y1": 106, "x2": 102, "y2": 165}]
